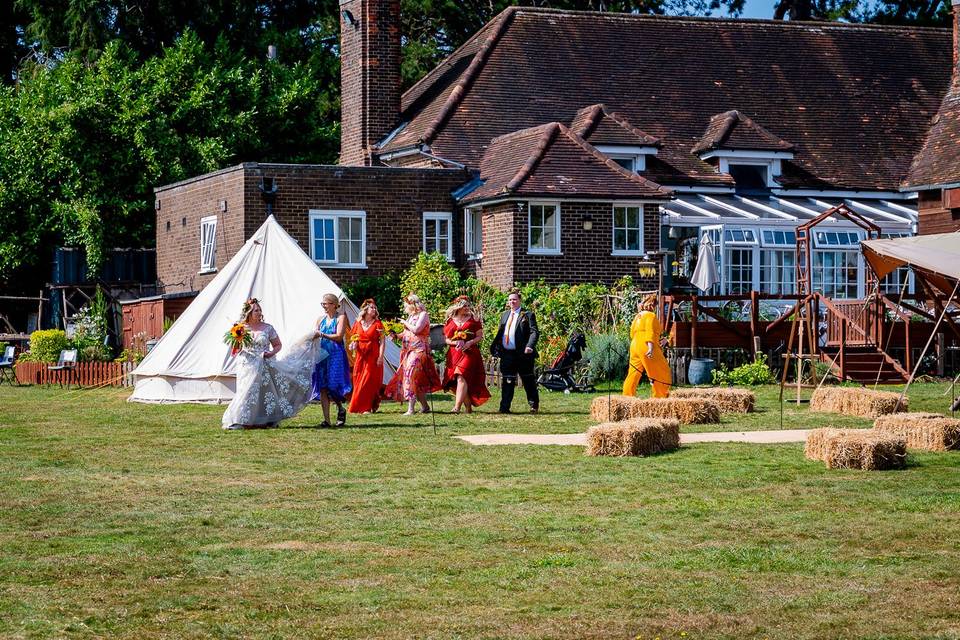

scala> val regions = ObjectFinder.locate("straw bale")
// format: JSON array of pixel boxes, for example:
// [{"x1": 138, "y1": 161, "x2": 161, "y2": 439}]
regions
[
  {"x1": 590, "y1": 395, "x2": 641, "y2": 423},
  {"x1": 628, "y1": 397, "x2": 721, "y2": 424},
  {"x1": 586, "y1": 418, "x2": 681, "y2": 457},
  {"x1": 810, "y1": 387, "x2": 907, "y2": 418},
  {"x1": 823, "y1": 432, "x2": 907, "y2": 470},
  {"x1": 672, "y1": 387, "x2": 756, "y2": 413},
  {"x1": 805, "y1": 428, "x2": 867, "y2": 462},
  {"x1": 873, "y1": 413, "x2": 960, "y2": 452}
]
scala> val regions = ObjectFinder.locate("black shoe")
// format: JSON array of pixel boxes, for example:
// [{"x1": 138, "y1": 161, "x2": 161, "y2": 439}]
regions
[
  {"x1": 529, "y1": 405, "x2": 539, "y2": 414},
  {"x1": 498, "y1": 408, "x2": 511, "y2": 414},
  {"x1": 320, "y1": 420, "x2": 332, "y2": 429},
  {"x1": 336, "y1": 405, "x2": 347, "y2": 427}
]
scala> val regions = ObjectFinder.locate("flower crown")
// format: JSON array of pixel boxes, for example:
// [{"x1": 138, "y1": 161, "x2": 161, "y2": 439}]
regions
[{"x1": 241, "y1": 298, "x2": 260, "y2": 315}]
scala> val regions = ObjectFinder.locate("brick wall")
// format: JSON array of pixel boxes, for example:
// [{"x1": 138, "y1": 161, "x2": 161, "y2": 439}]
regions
[
  {"x1": 155, "y1": 163, "x2": 470, "y2": 293},
  {"x1": 155, "y1": 166, "x2": 247, "y2": 294},
  {"x1": 470, "y1": 202, "x2": 515, "y2": 289},
  {"x1": 339, "y1": 0, "x2": 401, "y2": 166},
  {"x1": 917, "y1": 188, "x2": 960, "y2": 234},
  {"x1": 509, "y1": 201, "x2": 661, "y2": 287}
]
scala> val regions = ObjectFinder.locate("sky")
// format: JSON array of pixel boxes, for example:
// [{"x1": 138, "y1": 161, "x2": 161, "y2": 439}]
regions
[{"x1": 738, "y1": 0, "x2": 778, "y2": 19}]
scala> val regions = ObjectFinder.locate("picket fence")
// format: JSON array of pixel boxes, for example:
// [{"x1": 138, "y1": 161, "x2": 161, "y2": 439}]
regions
[{"x1": 15, "y1": 361, "x2": 136, "y2": 388}]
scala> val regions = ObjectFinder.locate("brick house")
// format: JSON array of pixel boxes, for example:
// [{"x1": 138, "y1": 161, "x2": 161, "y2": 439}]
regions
[{"x1": 153, "y1": 0, "x2": 955, "y2": 304}]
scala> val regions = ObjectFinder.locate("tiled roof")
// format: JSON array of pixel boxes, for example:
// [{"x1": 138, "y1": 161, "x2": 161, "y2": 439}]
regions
[
  {"x1": 461, "y1": 122, "x2": 671, "y2": 203},
  {"x1": 692, "y1": 110, "x2": 794, "y2": 154},
  {"x1": 902, "y1": 83, "x2": 960, "y2": 189},
  {"x1": 570, "y1": 104, "x2": 660, "y2": 147},
  {"x1": 383, "y1": 8, "x2": 951, "y2": 191}
]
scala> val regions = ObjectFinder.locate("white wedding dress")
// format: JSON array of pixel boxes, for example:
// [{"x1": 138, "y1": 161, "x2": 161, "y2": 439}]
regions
[{"x1": 221, "y1": 324, "x2": 327, "y2": 429}]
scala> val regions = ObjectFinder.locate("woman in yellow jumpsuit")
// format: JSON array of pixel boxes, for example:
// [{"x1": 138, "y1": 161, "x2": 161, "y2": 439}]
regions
[{"x1": 622, "y1": 294, "x2": 672, "y2": 398}]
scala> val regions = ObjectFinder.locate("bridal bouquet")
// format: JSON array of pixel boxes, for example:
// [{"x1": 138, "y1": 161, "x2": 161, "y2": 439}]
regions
[
  {"x1": 451, "y1": 329, "x2": 472, "y2": 341},
  {"x1": 224, "y1": 322, "x2": 253, "y2": 356}
]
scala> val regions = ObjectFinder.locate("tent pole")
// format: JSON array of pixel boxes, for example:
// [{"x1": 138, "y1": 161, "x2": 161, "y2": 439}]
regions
[
  {"x1": 896, "y1": 278, "x2": 960, "y2": 412},
  {"x1": 874, "y1": 276, "x2": 910, "y2": 389}
]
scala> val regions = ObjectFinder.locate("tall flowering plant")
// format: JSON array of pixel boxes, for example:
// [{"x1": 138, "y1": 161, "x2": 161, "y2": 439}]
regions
[
  {"x1": 224, "y1": 322, "x2": 253, "y2": 356},
  {"x1": 382, "y1": 319, "x2": 404, "y2": 344}
]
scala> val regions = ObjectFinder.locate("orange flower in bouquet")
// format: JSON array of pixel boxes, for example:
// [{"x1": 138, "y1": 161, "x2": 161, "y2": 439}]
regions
[
  {"x1": 452, "y1": 329, "x2": 472, "y2": 341},
  {"x1": 224, "y1": 322, "x2": 253, "y2": 356}
]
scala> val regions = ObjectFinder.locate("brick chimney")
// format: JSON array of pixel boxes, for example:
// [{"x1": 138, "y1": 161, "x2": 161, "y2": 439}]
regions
[
  {"x1": 954, "y1": 0, "x2": 960, "y2": 83},
  {"x1": 339, "y1": 0, "x2": 401, "y2": 166}
]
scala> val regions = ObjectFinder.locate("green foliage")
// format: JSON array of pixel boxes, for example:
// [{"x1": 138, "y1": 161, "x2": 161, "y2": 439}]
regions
[
  {"x1": 23, "y1": 329, "x2": 70, "y2": 363},
  {"x1": 162, "y1": 316, "x2": 175, "y2": 333},
  {"x1": 399, "y1": 253, "x2": 465, "y2": 319},
  {"x1": 585, "y1": 332, "x2": 631, "y2": 383},
  {"x1": 712, "y1": 354, "x2": 774, "y2": 386},
  {"x1": 115, "y1": 348, "x2": 145, "y2": 364},
  {"x1": 0, "y1": 31, "x2": 338, "y2": 284},
  {"x1": 343, "y1": 272, "x2": 403, "y2": 318},
  {"x1": 71, "y1": 289, "x2": 111, "y2": 360}
]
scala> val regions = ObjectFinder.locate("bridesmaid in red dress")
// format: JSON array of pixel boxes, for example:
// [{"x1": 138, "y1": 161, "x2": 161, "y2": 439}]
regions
[
  {"x1": 348, "y1": 299, "x2": 385, "y2": 414},
  {"x1": 442, "y1": 296, "x2": 491, "y2": 413}
]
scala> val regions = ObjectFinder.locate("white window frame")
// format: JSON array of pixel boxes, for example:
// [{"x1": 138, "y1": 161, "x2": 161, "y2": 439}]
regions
[
  {"x1": 720, "y1": 158, "x2": 778, "y2": 188},
  {"x1": 527, "y1": 202, "x2": 562, "y2": 255},
  {"x1": 423, "y1": 211, "x2": 454, "y2": 261},
  {"x1": 611, "y1": 204, "x2": 645, "y2": 256},
  {"x1": 308, "y1": 210, "x2": 367, "y2": 269},
  {"x1": 199, "y1": 215, "x2": 217, "y2": 273},
  {"x1": 464, "y1": 208, "x2": 483, "y2": 259}
]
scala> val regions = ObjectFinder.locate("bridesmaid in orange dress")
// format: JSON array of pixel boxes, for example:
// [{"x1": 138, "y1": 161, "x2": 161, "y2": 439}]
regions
[
  {"x1": 384, "y1": 293, "x2": 442, "y2": 415},
  {"x1": 442, "y1": 296, "x2": 491, "y2": 413},
  {"x1": 348, "y1": 299, "x2": 385, "y2": 414}
]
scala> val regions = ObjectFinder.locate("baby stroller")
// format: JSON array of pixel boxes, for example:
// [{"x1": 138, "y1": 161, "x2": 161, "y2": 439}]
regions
[{"x1": 537, "y1": 332, "x2": 595, "y2": 393}]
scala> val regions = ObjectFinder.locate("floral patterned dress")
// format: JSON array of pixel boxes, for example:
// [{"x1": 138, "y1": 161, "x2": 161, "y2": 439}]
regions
[
  {"x1": 385, "y1": 312, "x2": 441, "y2": 401},
  {"x1": 221, "y1": 324, "x2": 325, "y2": 428},
  {"x1": 442, "y1": 317, "x2": 491, "y2": 407}
]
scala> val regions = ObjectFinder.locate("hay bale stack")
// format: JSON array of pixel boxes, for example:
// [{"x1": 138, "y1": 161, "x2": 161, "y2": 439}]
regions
[
  {"x1": 873, "y1": 413, "x2": 960, "y2": 451},
  {"x1": 810, "y1": 387, "x2": 907, "y2": 418},
  {"x1": 629, "y1": 397, "x2": 721, "y2": 424},
  {"x1": 590, "y1": 395, "x2": 720, "y2": 424},
  {"x1": 805, "y1": 428, "x2": 867, "y2": 462},
  {"x1": 823, "y1": 432, "x2": 907, "y2": 470},
  {"x1": 589, "y1": 395, "x2": 642, "y2": 423},
  {"x1": 672, "y1": 387, "x2": 756, "y2": 413},
  {"x1": 586, "y1": 418, "x2": 681, "y2": 457}
]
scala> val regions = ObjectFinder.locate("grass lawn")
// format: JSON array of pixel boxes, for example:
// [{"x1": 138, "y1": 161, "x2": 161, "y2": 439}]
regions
[{"x1": 1, "y1": 382, "x2": 959, "y2": 639}]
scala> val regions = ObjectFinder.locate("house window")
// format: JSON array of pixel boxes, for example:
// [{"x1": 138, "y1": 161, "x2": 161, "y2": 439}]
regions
[
  {"x1": 423, "y1": 212, "x2": 453, "y2": 260},
  {"x1": 759, "y1": 229, "x2": 796, "y2": 295},
  {"x1": 528, "y1": 203, "x2": 561, "y2": 254},
  {"x1": 612, "y1": 205, "x2": 644, "y2": 255},
  {"x1": 464, "y1": 208, "x2": 483, "y2": 258},
  {"x1": 200, "y1": 216, "x2": 217, "y2": 272},
  {"x1": 726, "y1": 248, "x2": 755, "y2": 294},
  {"x1": 610, "y1": 156, "x2": 635, "y2": 172},
  {"x1": 813, "y1": 250, "x2": 860, "y2": 299},
  {"x1": 309, "y1": 210, "x2": 366, "y2": 268}
]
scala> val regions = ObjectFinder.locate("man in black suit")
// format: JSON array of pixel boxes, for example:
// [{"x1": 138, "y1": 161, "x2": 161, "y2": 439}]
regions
[{"x1": 491, "y1": 290, "x2": 540, "y2": 413}]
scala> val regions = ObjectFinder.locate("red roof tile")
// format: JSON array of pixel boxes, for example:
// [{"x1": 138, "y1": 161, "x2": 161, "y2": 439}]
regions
[
  {"x1": 570, "y1": 104, "x2": 660, "y2": 147},
  {"x1": 903, "y1": 83, "x2": 960, "y2": 189},
  {"x1": 692, "y1": 110, "x2": 795, "y2": 154},
  {"x1": 462, "y1": 122, "x2": 671, "y2": 203},
  {"x1": 384, "y1": 9, "x2": 951, "y2": 191}
]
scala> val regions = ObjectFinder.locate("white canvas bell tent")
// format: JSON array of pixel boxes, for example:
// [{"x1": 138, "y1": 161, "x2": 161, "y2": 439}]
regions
[{"x1": 129, "y1": 215, "x2": 399, "y2": 403}]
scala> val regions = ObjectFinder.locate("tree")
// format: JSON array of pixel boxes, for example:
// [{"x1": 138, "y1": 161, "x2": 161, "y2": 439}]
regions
[{"x1": 0, "y1": 31, "x2": 339, "y2": 286}]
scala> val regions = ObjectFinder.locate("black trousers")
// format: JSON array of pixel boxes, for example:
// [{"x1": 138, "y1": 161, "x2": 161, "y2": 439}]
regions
[{"x1": 499, "y1": 350, "x2": 539, "y2": 412}]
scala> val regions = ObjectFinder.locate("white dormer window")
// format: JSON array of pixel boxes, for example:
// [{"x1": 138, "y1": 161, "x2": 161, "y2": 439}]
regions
[{"x1": 594, "y1": 145, "x2": 658, "y2": 173}]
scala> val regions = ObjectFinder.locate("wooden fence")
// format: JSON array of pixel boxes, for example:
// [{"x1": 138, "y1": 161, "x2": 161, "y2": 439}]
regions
[{"x1": 14, "y1": 361, "x2": 136, "y2": 387}]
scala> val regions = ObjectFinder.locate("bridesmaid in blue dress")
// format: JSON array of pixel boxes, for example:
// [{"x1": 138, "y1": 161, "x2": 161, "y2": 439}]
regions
[{"x1": 311, "y1": 293, "x2": 353, "y2": 427}]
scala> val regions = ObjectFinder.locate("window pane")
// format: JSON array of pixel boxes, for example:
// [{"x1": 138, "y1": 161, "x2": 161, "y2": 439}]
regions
[
  {"x1": 614, "y1": 208, "x2": 625, "y2": 227},
  {"x1": 627, "y1": 230, "x2": 639, "y2": 251},
  {"x1": 614, "y1": 229, "x2": 625, "y2": 249},
  {"x1": 531, "y1": 227, "x2": 542, "y2": 247}
]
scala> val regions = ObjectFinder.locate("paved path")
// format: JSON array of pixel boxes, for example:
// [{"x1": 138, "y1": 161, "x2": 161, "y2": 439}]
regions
[{"x1": 457, "y1": 429, "x2": 811, "y2": 447}]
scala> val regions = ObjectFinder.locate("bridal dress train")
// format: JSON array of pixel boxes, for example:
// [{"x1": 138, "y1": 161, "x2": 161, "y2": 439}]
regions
[{"x1": 222, "y1": 325, "x2": 327, "y2": 429}]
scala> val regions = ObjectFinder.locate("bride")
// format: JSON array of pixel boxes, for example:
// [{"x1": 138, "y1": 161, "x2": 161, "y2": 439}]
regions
[{"x1": 222, "y1": 298, "x2": 326, "y2": 430}]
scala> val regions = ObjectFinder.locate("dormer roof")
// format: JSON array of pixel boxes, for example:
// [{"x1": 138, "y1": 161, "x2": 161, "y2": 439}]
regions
[
  {"x1": 570, "y1": 104, "x2": 660, "y2": 148},
  {"x1": 692, "y1": 110, "x2": 795, "y2": 155}
]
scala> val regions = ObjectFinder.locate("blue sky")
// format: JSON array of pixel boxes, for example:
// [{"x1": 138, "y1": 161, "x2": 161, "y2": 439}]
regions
[{"x1": 738, "y1": 0, "x2": 778, "y2": 19}]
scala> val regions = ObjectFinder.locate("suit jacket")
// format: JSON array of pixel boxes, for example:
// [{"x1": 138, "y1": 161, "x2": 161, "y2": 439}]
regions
[{"x1": 491, "y1": 308, "x2": 539, "y2": 357}]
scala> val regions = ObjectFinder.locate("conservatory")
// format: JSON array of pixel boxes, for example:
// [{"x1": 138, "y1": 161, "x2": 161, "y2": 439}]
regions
[{"x1": 662, "y1": 194, "x2": 916, "y2": 299}]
